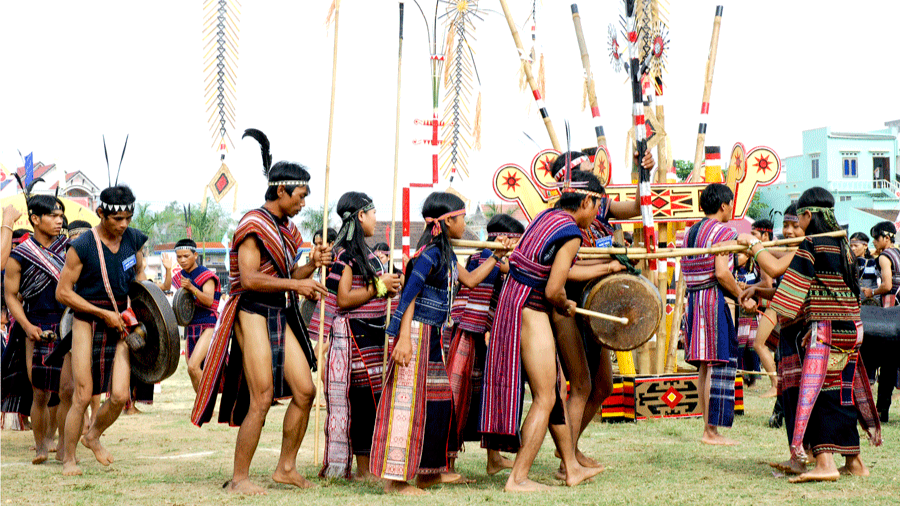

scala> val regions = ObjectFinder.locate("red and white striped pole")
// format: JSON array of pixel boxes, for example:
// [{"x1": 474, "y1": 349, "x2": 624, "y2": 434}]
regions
[{"x1": 402, "y1": 186, "x2": 410, "y2": 259}]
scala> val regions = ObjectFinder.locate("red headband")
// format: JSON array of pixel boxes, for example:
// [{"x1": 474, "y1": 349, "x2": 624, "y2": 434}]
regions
[{"x1": 424, "y1": 209, "x2": 466, "y2": 236}]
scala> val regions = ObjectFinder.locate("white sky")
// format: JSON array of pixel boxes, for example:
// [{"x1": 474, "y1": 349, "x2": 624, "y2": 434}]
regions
[{"x1": 2, "y1": 0, "x2": 899, "y2": 224}]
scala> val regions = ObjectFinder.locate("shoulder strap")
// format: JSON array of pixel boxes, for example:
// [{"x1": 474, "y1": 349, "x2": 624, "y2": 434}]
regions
[
  {"x1": 91, "y1": 228, "x2": 120, "y2": 314},
  {"x1": 257, "y1": 208, "x2": 295, "y2": 279}
]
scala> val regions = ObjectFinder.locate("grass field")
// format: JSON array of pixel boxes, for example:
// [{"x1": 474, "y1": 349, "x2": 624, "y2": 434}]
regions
[{"x1": 2, "y1": 362, "x2": 898, "y2": 506}]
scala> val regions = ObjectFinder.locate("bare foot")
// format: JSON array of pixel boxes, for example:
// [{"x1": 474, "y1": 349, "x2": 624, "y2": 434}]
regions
[
  {"x1": 32, "y1": 446, "x2": 49, "y2": 465},
  {"x1": 789, "y1": 468, "x2": 840, "y2": 483},
  {"x1": 226, "y1": 479, "x2": 268, "y2": 495},
  {"x1": 351, "y1": 470, "x2": 380, "y2": 483},
  {"x1": 769, "y1": 459, "x2": 807, "y2": 475},
  {"x1": 564, "y1": 463, "x2": 604, "y2": 487},
  {"x1": 486, "y1": 454, "x2": 514, "y2": 475},
  {"x1": 62, "y1": 460, "x2": 82, "y2": 476},
  {"x1": 761, "y1": 386, "x2": 778, "y2": 398},
  {"x1": 80, "y1": 435, "x2": 113, "y2": 465},
  {"x1": 416, "y1": 472, "x2": 463, "y2": 489},
  {"x1": 839, "y1": 456, "x2": 869, "y2": 477},
  {"x1": 553, "y1": 469, "x2": 567, "y2": 481},
  {"x1": 701, "y1": 432, "x2": 739, "y2": 446},
  {"x1": 384, "y1": 479, "x2": 428, "y2": 496},
  {"x1": 575, "y1": 449, "x2": 602, "y2": 468},
  {"x1": 48, "y1": 440, "x2": 58, "y2": 453},
  {"x1": 505, "y1": 478, "x2": 552, "y2": 492},
  {"x1": 272, "y1": 469, "x2": 316, "y2": 489},
  {"x1": 123, "y1": 405, "x2": 141, "y2": 415}
]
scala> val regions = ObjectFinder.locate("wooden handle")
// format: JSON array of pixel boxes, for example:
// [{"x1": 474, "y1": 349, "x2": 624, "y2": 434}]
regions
[{"x1": 574, "y1": 307, "x2": 628, "y2": 325}]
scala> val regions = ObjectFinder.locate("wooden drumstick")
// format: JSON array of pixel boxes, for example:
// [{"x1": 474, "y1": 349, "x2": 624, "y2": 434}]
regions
[{"x1": 574, "y1": 307, "x2": 628, "y2": 325}]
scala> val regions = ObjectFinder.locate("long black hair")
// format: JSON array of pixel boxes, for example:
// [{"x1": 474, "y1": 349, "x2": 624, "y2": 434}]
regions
[
  {"x1": 797, "y1": 186, "x2": 859, "y2": 296},
  {"x1": 335, "y1": 191, "x2": 379, "y2": 286},
  {"x1": 404, "y1": 192, "x2": 465, "y2": 280}
]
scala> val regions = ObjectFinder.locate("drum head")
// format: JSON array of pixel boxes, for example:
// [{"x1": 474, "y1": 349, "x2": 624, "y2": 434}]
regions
[
  {"x1": 129, "y1": 281, "x2": 180, "y2": 384},
  {"x1": 579, "y1": 273, "x2": 663, "y2": 351},
  {"x1": 172, "y1": 287, "x2": 196, "y2": 326}
]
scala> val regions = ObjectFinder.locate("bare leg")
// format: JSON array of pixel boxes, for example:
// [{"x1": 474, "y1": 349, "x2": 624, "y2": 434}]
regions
[
  {"x1": 547, "y1": 365, "x2": 604, "y2": 486},
  {"x1": 56, "y1": 354, "x2": 73, "y2": 463},
  {"x1": 698, "y1": 363, "x2": 737, "y2": 446},
  {"x1": 48, "y1": 405, "x2": 59, "y2": 452},
  {"x1": 753, "y1": 336, "x2": 778, "y2": 398},
  {"x1": 62, "y1": 319, "x2": 93, "y2": 476},
  {"x1": 354, "y1": 455, "x2": 376, "y2": 481},
  {"x1": 550, "y1": 313, "x2": 595, "y2": 468},
  {"x1": 838, "y1": 454, "x2": 869, "y2": 477},
  {"x1": 225, "y1": 311, "x2": 273, "y2": 496},
  {"x1": 271, "y1": 326, "x2": 316, "y2": 490},
  {"x1": 789, "y1": 452, "x2": 840, "y2": 483},
  {"x1": 82, "y1": 339, "x2": 130, "y2": 466},
  {"x1": 486, "y1": 449, "x2": 514, "y2": 475},
  {"x1": 30, "y1": 388, "x2": 51, "y2": 464},
  {"x1": 187, "y1": 328, "x2": 214, "y2": 394}
]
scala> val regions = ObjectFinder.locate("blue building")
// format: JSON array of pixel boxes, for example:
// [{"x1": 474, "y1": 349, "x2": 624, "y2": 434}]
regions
[{"x1": 760, "y1": 120, "x2": 900, "y2": 236}]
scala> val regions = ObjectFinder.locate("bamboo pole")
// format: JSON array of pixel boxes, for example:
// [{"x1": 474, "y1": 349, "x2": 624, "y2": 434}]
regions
[
  {"x1": 452, "y1": 231, "x2": 843, "y2": 259},
  {"x1": 691, "y1": 6, "x2": 723, "y2": 180},
  {"x1": 574, "y1": 307, "x2": 628, "y2": 325},
  {"x1": 314, "y1": 0, "x2": 341, "y2": 467},
  {"x1": 664, "y1": 267, "x2": 686, "y2": 373},
  {"x1": 570, "y1": 4, "x2": 607, "y2": 148},
  {"x1": 498, "y1": 0, "x2": 561, "y2": 151},
  {"x1": 384, "y1": 0, "x2": 404, "y2": 384}
]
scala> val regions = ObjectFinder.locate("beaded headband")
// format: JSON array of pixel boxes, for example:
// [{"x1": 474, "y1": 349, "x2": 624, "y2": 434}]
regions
[
  {"x1": 561, "y1": 187, "x2": 604, "y2": 200},
  {"x1": 67, "y1": 227, "x2": 91, "y2": 237},
  {"x1": 99, "y1": 201, "x2": 135, "y2": 213},
  {"x1": 488, "y1": 231, "x2": 522, "y2": 240},
  {"x1": 175, "y1": 245, "x2": 197, "y2": 252},
  {"x1": 783, "y1": 215, "x2": 799, "y2": 223},
  {"x1": 268, "y1": 180, "x2": 309, "y2": 187}
]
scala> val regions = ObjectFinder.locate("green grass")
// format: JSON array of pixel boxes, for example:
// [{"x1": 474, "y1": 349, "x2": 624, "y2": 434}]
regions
[{"x1": 2, "y1": 363, "x2": 899, "y2": 506}]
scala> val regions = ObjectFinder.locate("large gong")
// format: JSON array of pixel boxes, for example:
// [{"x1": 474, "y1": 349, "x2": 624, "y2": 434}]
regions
[
  {"x1": 579, "y1": 273, "x2": 663, "y2": 351},
  {"x1": 129, "y1": 281, "x2": 180, "y2": 384},
  {"x1": 172, "y1": 287, "x2": 196, "y2": 326}
]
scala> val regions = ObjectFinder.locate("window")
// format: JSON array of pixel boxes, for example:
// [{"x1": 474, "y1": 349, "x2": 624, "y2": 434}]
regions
[
  {"x1": 811, "y1": 158, "x2": 820, "y2": 178},
  {"x1": 842, "y1": 157, "x2": 857, "y2": 177},
  {"x1": 840, "y1": 196, "x2": 852, "y2": 202}
]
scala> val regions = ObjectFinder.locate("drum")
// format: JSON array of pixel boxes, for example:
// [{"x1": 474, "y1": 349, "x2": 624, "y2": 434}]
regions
[{"x1": 579, "y1": 273, "x2": 663, "y2": 351}]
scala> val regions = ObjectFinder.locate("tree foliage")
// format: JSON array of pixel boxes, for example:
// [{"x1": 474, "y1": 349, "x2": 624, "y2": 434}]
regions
[
  {"x1": 298, "y1": 203, "x2": 338, "y2": 240},
  {"x1": 674, "y1": 160, "x2": 694, "y2": 182},
  {"x1": 131, "y1": 200, "x2": 236, "y2": 249},
  {"x1": 483, "y1": 201, "x2": 516, "y2": 220}
]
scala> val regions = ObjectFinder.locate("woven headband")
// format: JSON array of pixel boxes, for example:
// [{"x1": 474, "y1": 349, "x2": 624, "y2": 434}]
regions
[
  {"x1": 67, "y1": 227, "x2": 91, "y2": 237},
  {"x1": 334, "y1": 200, "x2": 375, "y2": 245},
  {"x1": 175, "y1": 245, "x2": 197, "y2": 252},
  {"x1": 850, "y1": 240, "x2": 869, "y2": 246},
  {"x1": 752, "y1": 227, "x2": 772, "y2": 233},
  {"x1": 487, "y1": 231, "x2": 522, "y2": 240},
  {"x1": 783, "y1": 215, "x2": 799, "y2": 223},
  {"x1": 425, "y1": 209, "x2": 466, "y2": 236},
  {"x1": 268, "y1": 180, "x2": 309, "y2": 187},
  {"x1": 99, "y1": 200, "x2": 135, "y2": 213},
  {"x1": 553, "y1": 155, "x2": 588, "y2": 182},
  {"x1": 562, "y1": 187, "x2": 604, "y2": 200}
]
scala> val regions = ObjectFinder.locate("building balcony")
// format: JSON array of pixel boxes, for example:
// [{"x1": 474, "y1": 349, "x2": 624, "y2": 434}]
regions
[{"x1": 828, "y1": 178, "x2": 900, "y2": 199}]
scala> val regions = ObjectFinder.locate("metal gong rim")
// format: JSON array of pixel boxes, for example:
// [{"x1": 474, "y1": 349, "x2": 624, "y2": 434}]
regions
[
  {"x1": 172, "y1": 287, "x2": 196, "y2": 326},
  {"x1": 579, "y1": 273, "x2": 663, "y2": 351},
  {"x1": 128, "y1": 280, "x2": 180, "y2": 384}
]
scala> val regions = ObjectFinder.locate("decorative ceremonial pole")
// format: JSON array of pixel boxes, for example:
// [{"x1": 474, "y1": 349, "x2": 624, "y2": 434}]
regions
[
  {"x1": 315, "y1": 0, "x2": 341, "y2": 466},
  {"x1": 384, "y1": 0, "x2": 405, "y2": 383},
  {"x1": 690, "y1": 6, "x2": 723, "y2": 180},
  {"x1": 498, "y1": 0, "x2": 560, "y2": 151},
  {"x1": 570, "y1": 3, "x2": 609, "y2": 184}
]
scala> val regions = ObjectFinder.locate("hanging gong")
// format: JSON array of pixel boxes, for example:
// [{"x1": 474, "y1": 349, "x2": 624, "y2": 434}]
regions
[{"x1": 579, "y1": 273, "x2": 663, "y2": 351}]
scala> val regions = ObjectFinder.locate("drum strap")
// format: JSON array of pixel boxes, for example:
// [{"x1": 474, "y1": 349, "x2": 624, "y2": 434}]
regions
[{"x1": 90, "y1": 228, "x2": 135, "y2": 333}]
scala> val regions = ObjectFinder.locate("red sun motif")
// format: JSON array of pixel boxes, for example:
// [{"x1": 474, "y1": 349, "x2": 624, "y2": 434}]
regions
[
  {"x1": 502, "y1": 171, "x2": 521, "y2": 192},
  {"x1": 753, "y1": 154, "x2": 773, "y2": 174},
  {"x1": 538, "y1": 157, "x2": 553, "y2": 178}
]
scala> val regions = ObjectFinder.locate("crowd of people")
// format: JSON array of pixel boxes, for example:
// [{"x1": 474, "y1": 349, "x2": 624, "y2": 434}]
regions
[{"x1": 1, "y1": 130, "x2": 895, "y2": 494}]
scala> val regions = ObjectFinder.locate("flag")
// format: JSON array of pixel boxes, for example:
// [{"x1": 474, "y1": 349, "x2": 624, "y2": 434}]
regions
[{"x1": 24, "y1": 152, "x2": 33, "y2": 186}]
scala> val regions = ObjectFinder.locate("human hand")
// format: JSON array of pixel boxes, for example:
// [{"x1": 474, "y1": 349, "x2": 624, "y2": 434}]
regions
[
  {"x1": 392, "y1": 335, "x2": 413, "y2": 367},
  {"x1": 295, "y1": 279, "x2": 328, "y2": 301},
  {"x1": 381, "y1": 273, "x2": 401, "y2": 296},
  {"x1": 739, "y1": 285, "x2": 757, "y2": 304},
  {"x1": 736, "y1": 233, "x2": 757, "y2": 247},
  {"x1": 493, "y1": 236, "x2": 514, "y2": 258},
  {"x1": 180, "y1": 277, "x2": 192, "y2": 289},
  {"x1": 312, "y1": 244, "x2": 333, "y2": 269},
  {"x1": 161, "y1": 253, "x2": 173, "y2": 270},
  {"x1": 102, "y1": 310, "x2": 126, "y2": 334},
  {"x1": 635, "y1": 150, "x2": 655, "y2": 171},
  {"x1": 562, "y1": 299, "x2": 577, "y2": 317},
  {"x1": 741, "y1": 297, "x2": 758, "y2": 313},
  {"x1": 2, "y1": 205, "x2": 22, "y2": 226},
  {"x1": 862, "y1": 288, "x2": 874, "y2": 299},
  {"x1": 606, "y1": 260, "x2": 626, "y2": 275},
  {"x1": 24, "y1": 323, "x2": 43, "y2": 342}
]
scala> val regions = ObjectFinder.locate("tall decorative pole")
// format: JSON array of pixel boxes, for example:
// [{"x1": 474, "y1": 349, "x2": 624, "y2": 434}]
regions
[
  {"x1": 315, "y1": 0, "x2": 341, "y2": 467},
  {"x1": 690, "y1": 6, "x2": 723, "y2": 180},
  {"x1": 384, "y1": 0, "x2": 405, "y2": 383},
  {"x1": 498, "y1": 0, "x2": 560, "y2": 151},
  {"x1": 570, "y1": 3, "x2": 611, "y2": 186}
]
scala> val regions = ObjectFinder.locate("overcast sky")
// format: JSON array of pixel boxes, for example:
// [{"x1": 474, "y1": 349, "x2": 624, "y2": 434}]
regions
[{"x1": 2, "y1": 0, "x2": 899, "y2": 225}]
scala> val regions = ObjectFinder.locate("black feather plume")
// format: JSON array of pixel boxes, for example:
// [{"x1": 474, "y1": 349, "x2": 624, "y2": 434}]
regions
[
  {"x1": 26, "y1": 177, "x2": 44, "y2": 195},
  {"x1": 13, "y1": 174, "x2": 26, "y2": 195},
  {"x1": 242, "y1": 128, "x2": 272, "y2": 177},
  {"x1": 114, "y1": 134, "x2": 129, "y2": 186},
  {"x1": 103, "y1": 135, "x2": 111, "y2": 187}
]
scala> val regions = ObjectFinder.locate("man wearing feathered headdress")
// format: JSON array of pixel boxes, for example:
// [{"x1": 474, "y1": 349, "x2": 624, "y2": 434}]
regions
[
  {"x1": 191, "y1": 129, "x2": 331, "y2": 494},
  {"x1": 56, "y1": 184, "x2": 149, "y2": 476}
]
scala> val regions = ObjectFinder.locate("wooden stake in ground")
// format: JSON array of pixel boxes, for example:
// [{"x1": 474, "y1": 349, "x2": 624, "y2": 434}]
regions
[
  {"x1": 665, "y1": 261, "x2": 686, "y2": 373},
  {"x1": 498, "y1": 0, "x2": 560, "y2": 151},
  {"x1": 314, "y1": 0, "x2": 341, "y2": 467},
  {"x1": 690, "y1": 6, "x2": 723, "y2": 180},
  {"x1": 384, "y1": 0, "x2": 405, "y2": 383}
]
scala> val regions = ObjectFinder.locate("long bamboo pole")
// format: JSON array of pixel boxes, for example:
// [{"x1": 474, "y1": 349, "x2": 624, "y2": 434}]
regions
[
  {"x1": 384, "y1": 0, "x2": 404, "y2": 384},
  {"x1": 690, "y1": 6, "x2": 723, "y2": 180},
  {"x1": 452, "y1": 231, "x2": 844, "y2": 259},
  {"x1": 498, "y1": 0, "x2": 561, "y2": 151},
  {"x1": 314, "y1": 0, "x2": 341, "y2": 467},
  {"x1": 664, "y1": 265, "x2": 686, "y2": 373}
]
